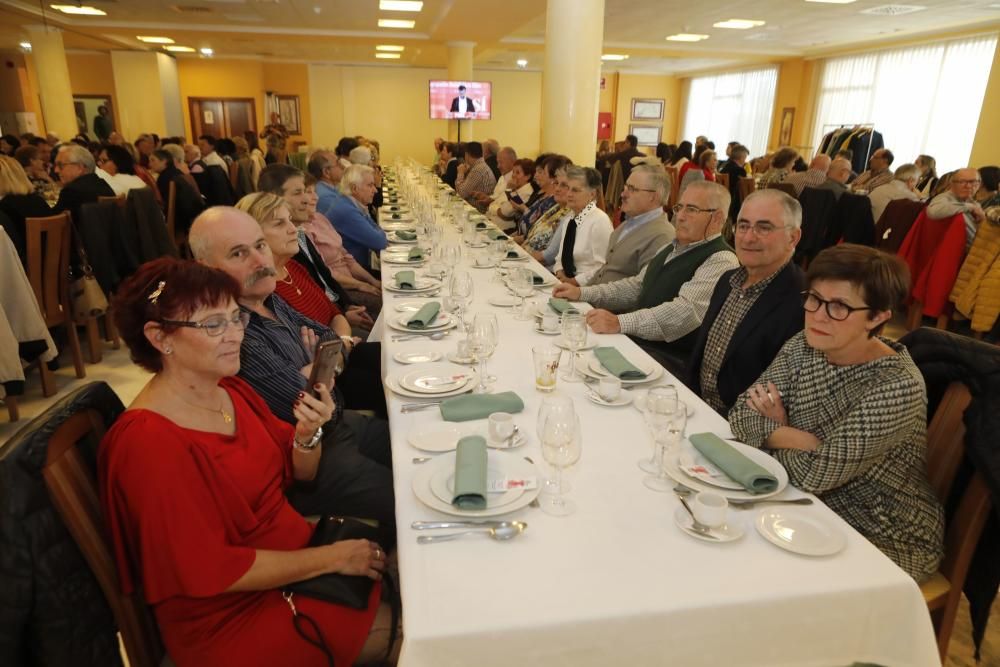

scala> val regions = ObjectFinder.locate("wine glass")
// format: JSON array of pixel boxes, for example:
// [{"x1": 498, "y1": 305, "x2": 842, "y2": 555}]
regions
[
  {"x1": 538, "y1": 397, "x2": 582, "y2": 516},
  {"x1": 560, "y1": 311, "x2": 587, "y2": 383},
  {"x1": 448, "y1": 269, "x2": 474, "y2": 327},
  {"x1": 489, "y1": 240, "x2": 507, "y2": 282},
  {"x1": 642, "y1": 399, "x2": 688, "y2": 492},
  {"x1": 638, "y1": 386, "x2": 679, "y2": 473},
  {"x1": 442, "y1": 242, "x2": 461, "y2": 278},
  {"x1": 511, "y1": 268, "x2": 536, "y2": 321},
  {"x1": 468, "y1": 313, "x2": 498, "y2": 393}
]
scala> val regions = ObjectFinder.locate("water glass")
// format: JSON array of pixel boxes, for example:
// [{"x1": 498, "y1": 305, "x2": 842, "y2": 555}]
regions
[
  {"x1": 637, "y1": 386, "x2": 679, "y2": 473},
  {"x1": 559, "y1": 311, "x2": 588, "y2": 383},
  {"x1": 468, "y1": 313, "x2": 498, "y2": 393},
  {"x1": 511, "y1": 268, "x2": 536, "y2": 320},
  {"x1": 532, "y1": 346, "x2": 561, "y2": 392},
  {"x1": 642, "y1": 400, "x2": 687, "y2": 492},
  {"x1": 538, "y1": 398, "x2": 582, "y2": 517}
]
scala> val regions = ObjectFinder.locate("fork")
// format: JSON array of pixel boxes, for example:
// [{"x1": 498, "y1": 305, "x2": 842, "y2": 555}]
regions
[
  {"x1": 400, "y1": 401, "x2": 443, "y2": 413},
  {"x1": 523, "y1": 456, "x2": 541, "y2": 508}
]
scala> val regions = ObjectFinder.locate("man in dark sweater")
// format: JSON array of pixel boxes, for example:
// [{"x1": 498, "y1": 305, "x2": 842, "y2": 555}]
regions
[
  {"x1": 719, "y1": 144, "x2": 749, "y2": 222},
  {"x1": 53, "y1": 144, "x2": 114, "y2": 223},
  {"x1": 553, "y1": 181, "x2": 739, "y2": 374}
]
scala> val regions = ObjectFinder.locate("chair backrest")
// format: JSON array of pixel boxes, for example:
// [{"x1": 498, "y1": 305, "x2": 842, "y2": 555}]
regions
[
  {"x1": 166, "y1": 180, "x2": 177, "y2": 241},
  {"x1": 768, "y1": 182, "x2": 798, "y2": 198},
  {"x1": 926, "y1": 382, "x2": 972, "y2": 504},
  {"x1": 716, "y1": 172, "x2": 730, "y2": 190},
  {"x1": 229, "y1": 161, "x2": 239, "y2": 189},
  {"x1": 875, "y1": 198, "x2": 925, "y2": 254},
  {"x1": 664, "y1": 166, "x2": 679, "y2": 211},
  {"x1": 98, "y1": 195, "x2": 127, "y2": 212},
  {"x1": 25, "y1": 212, "x2": 72, "y2": 327},
  {"x1": 42, "y1": 409, "x2": 165, "y2": 667},
  {"x1": 738, "y1": 176, "x2": 756, "y2": 201}
]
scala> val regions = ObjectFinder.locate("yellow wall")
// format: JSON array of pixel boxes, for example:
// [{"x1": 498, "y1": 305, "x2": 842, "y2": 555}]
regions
[
  {"x1": 0, "y1": 53, "x2": 30, "y2": 112},
  {"x1": 613, "y1": 72, "x2": 680, "y2": 154},
  {"x1": 970, "y1": 41, "x2": 1000, "y2": 167}
]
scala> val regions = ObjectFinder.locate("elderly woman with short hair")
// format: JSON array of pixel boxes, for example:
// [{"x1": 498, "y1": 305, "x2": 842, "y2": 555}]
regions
[
  {"x1": 729, "y1": 243, "x2": 944, "y2": 582},
  {"x1": 524, "y1": 163, "x2": 573, "y2": 264},
  {"x1": 553, "y1": 166, "x2": 613, "y2": 286},
  {"x1": 678, "y1": 149, "x2": 718, "y2": 194},
  {"x1": 758, "y1": 147, "x2": 799, "y2": 188}
]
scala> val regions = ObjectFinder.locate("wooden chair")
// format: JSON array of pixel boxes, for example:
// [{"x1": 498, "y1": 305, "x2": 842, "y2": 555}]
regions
[
  {"x1": 716, "y1": 172, "x2": 730, "y2": 190},
  {"x1": 166, "y1": 180, "x2": 177, "y2": 243},
  {"x1": 919, "y1": 382, "x2": 993, "y2": 662},
  {"x1": 228, "y1": 161, "x2": 240, "y2": 190},
  {"x1": 664, "y1": 166, "x2": 679, "y2": 211},
  {"x1": 26, "y1": 212, "x2": 86, "y2": 395},
  {"x1": 92, "y1": 197, "x2": 126, "y2": 351},
  {"x1": 738, "y1": 176, "x2": 756, "y2": 203},
  {"x1": 768, "y1": 182, "x2": 798, "y2": 198},
  {"x1": 5, "y1": 393, "x2": 18, "y2": 421},
  {"x1": 42, "y1": 406, "x2": 167, "y2": 667}
]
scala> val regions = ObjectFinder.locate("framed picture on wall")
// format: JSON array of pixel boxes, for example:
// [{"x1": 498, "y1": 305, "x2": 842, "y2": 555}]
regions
[
  {"x1": 631, "y1": 98, "x2": 664, "y2": 121},
  {"x1": 277, "y1": 95, "x2": 301, "y2": 134},
  {"x1": 629, "y1": 125, "x2": 662, "y2": 147},
  {"x1": 779, "y1": 107, "x2": 795, "y2": 146}
]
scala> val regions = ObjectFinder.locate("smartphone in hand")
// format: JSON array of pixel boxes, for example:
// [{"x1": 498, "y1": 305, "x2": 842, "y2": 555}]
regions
[{"x1": 307, "y1": 339, "x2": 344, "y2": 399}]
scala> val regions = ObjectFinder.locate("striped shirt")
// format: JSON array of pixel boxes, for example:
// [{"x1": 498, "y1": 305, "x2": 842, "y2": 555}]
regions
[{"x1": 456, "y1": 159, "x2": 497, "y2": 201}]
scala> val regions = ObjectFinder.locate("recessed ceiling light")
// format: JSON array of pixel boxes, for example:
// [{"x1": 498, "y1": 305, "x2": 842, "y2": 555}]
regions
[
  {"x1": 200, "y1": 47, "x2": 214, "y2": 56},
  {"x1": 164, "y1": 45, "x2": 196, "y2": 53},
  {"x1": 804, "y1": 0, "x2": 857, "y2": 4},
  {"x1": 376, "y1": 44, "x2": 405, "y2": 51},
  {"x1": 601, "y1": 54, "x2": 629, "y2": 61},
  {"x1": 665, "y1": 33, "x2": 710, "y2": 42},
  {"x1": 137, "y1": 36, "x2": 175, "y2": 44},
  {"x1": 379, "y1": 0, "x2": 423, "y2": 10},
  {"x1": 377, "y1": 18, "x2": 416, "y2": 28},
  {"x1": 516, "y1": 58, "x2": 528, "y2": 68},
  {"x1": 375, "y1": 53, "x2": 401, "y2": 59},
  {"x1": 50, "y1": 4, "x2": 106, "y2": 15},
  {"x1": 19, "y1": 41, "x2": 32, "y2": 52},
  {"x1": 713, "y1": 19, "x2": 766, "y2": 29}
]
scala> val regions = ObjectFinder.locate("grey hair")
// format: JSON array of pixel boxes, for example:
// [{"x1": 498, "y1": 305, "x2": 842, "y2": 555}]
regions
[
  {"x1": 565, "y1": 165, "x2": 602, "y2": 192},
  {"x1": 340, "y1": 164, "x2": 374, "y2": 195},
  {"x1": 184, "y1": 144, "x2": 201, "y2": 159},
  {"x1": 631, "y1": 163, "x2": 670, "y2": 205},
  {"x1": 499, "y1": 146, "x2": 517, "y2": 160},
  {"x1": 894, "y1": 163, "x2": 919, "y2": 182},
  {"x1": 685, "y1": 181, "x2": 732, "y2": 222},
  {"x1": 739, "y1": 189, "x2": 802, "y2": 230},
  {"x1": 307, "y1": 149, "x2": 335, "y2": 179},
  {"x1": 59, "y1": 144, "x2": 95, "y2": 173},
  {"x1": 161, "y1": 143, "x2": 184, "y2": 165},
  {"x1": 349, "y1": 146, "x2": 372, "y2": 166}
]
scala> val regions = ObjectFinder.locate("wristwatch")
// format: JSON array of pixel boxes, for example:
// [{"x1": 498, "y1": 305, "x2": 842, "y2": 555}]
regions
[{"x1": 294, "y1": 426, "x2": 323, "y2": 452}]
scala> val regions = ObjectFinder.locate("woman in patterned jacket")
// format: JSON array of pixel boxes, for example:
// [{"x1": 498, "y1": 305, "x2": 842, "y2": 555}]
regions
[{"x1": 729, "y1": 244, "x2": 944, "y2": 581}]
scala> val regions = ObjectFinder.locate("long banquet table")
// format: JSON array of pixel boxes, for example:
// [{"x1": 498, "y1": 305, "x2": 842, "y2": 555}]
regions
[{"x1": 376, "y1": 168, "x2": 938, "y2": 667}]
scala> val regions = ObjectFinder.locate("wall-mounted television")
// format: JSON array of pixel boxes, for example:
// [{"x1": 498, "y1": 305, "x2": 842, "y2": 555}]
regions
[{"x1": 429, "y1": 80, "x2": 492, "y2": 120}]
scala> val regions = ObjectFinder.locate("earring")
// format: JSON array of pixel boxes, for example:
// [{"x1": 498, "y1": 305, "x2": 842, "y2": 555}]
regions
[{"x1": 164, "y1": 347, "x2": 173, "y2": 354}]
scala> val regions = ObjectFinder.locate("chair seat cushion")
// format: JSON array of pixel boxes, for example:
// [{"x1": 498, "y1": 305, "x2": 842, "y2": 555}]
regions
[{"x1": 921, "y1": 571, "x2": 950, "y2": 608}]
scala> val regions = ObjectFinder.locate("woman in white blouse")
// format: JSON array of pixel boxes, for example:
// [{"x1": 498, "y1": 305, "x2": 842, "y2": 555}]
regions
[
  {"x1": 96, "y1": 145, "x2": 149, "y2": 196},
  {"x1": 553, "y1": 166, "x2": 613, "y2": 287}
]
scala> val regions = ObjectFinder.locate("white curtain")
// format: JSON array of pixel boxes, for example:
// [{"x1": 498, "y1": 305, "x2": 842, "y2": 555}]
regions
[
  {"x1": 682, "y1": 66, "x2": 778, "y2": 157},
  {"x1": 812, "y1": 35, "x2": 997, "y2": 173}
]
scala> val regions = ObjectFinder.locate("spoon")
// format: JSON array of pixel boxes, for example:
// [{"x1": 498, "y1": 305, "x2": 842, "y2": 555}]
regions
[
  {"x1": 505, "y1": 425, "x2": 520, "y2": 448},
  {"x1": 392, "y1": 331, "x2": 450, "y2": 342},
  {"x1": 412, "y1": 456, "x2": 433, "y2": 464},
  {"x1": 677, "y1": 496, "x2": 720, "y2": 540},
  {"x1": 416, "y1": 521, "x2": 527, "y2": 544}
]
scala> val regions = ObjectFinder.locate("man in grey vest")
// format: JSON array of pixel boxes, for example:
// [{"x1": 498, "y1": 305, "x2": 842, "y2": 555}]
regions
[
  {"x1": 587, "y1": 164, "x2": 675, "y2": 287},
  {"x1": 553, "y1": 181, "x2": 738, "y2": 374}
]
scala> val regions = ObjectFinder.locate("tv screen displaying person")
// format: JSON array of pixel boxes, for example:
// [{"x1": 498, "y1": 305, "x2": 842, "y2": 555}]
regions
[{"x1": 450, "y1": 85, "x2": 477, "y2": 115}]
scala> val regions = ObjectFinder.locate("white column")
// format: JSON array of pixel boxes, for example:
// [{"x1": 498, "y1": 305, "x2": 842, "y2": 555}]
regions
[
  {"x1": 541, "y1": 0, "x2": 605, "y2": 165},
  {"x1": 24, "y1": 25, "x2": 77, "y2": 140},
  {"x1": 447, "y1": 41, "x2": 475, "y2": 142}
]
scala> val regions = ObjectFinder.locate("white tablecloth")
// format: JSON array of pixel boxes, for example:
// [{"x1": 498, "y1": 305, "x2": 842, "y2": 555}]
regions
[{"x1": 379, "y1": 181, "x2": 937, "y2": 667}]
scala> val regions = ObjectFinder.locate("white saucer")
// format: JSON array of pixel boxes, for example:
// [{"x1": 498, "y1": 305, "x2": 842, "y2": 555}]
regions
[
  {"x1": 394, "y1": 301, "x2": 426, "y2": 313},
  {"x1": 755, "y1": 508, "x2": 846, "y2": 556},
  {"x1": 446, "y1": 351, "x2": 477, "y2": 365},
  {"x1": 673, "y1": 506, "x2": 744, "y2": 543},
  {"x1": 393, "y1": 350, "x2": 443, "y2": 364},
  {"x1": 533, "y1": 326, "x2": 561, "y2": 336},
  {"x1": 585, "y1": 391, "x2": 633, "y2": 407},
  {"x1": 489, "y1": 295, "x2": 521, "y2": 307}
]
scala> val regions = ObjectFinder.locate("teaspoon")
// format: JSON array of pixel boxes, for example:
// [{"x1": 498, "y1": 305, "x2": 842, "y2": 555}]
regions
[{"x1": 416, "y1": 521, "x2": 527, "y2": 544}]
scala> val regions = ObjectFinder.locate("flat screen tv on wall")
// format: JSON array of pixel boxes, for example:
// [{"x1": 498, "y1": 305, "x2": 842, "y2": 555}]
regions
[{"x1": 429, "y1": 80, "x2": 492, "y2": 120}]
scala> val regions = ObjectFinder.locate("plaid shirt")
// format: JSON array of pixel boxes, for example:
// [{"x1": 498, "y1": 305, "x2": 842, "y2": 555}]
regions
[
  {"x1": 456, "y1": 159, "x2": 497, "y2": 201},
  {"x1": 728, "y1": 332, "x2": 944, "y2": 581},
  {"x1": 699, "y1": 265, "x2": 782, "y2": 412},
  {"x1": 852, "y1": 168, "x2": 894, "y2": 191}
]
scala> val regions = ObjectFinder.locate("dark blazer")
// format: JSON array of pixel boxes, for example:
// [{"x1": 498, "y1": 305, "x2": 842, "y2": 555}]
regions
[
  {"x1": 53, "y1": 172, "x2": 115, "y2": 223},
  {"x1": 450, "y1": 97, "x2": 475, "y2": 112},
  {"x1": 294, "y1": 234, "x2": 353, "y2": 310},
  {"x1": 719, "y1": 161, "x2": 747, "y2": 221},
  {"x1": 485, "y1": 154, "x2": 500, "y2": 180},
  {"x1": 686, "y1": 262, "x2": 806, "y2": 414},
  {"x1": 441, "y1": 158, "x2": 459, "y2": 188},
  {"x1": 0, "y1": 193, "x2": 51, "y2": 263}
]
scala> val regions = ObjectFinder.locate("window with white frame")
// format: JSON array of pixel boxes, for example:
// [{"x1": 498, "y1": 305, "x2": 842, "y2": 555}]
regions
[
  {"x1": 682, "y1": 66, "x2": 778, "y2": 157},
  {"x1": 811, "y1": 35, "x2": 997, "y2": 173}
]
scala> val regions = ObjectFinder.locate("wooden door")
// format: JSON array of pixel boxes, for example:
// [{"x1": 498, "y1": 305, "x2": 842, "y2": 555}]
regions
[
  {"x1": 188, "y1": 98, "x2": 256, "y2": 139},
  {"x1": 223, "y1": 101, "x2": 254, "y2": 139}
]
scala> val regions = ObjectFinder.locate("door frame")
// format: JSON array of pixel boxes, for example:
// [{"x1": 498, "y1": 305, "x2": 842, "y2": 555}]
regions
[{"x1": 188, "y1": 97, "x2": 258, "y2": 139}]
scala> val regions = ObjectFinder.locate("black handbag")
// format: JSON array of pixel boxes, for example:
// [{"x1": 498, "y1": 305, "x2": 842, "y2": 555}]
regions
[{"x1": 284, "y1": 515, "x2": 378, "y2": 609}]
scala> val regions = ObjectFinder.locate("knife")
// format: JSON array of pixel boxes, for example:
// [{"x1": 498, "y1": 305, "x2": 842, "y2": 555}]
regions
[
  {"x1": 411, "y1": 520, "x2": 506, "y2": 530},
  {"x1": 417, "y1": 374, "x2": 471, "y2": 387}
]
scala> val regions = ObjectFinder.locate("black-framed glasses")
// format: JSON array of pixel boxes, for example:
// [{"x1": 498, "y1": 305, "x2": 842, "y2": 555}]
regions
[
  {"x1": 801, "y1": 291, "x2": 871, "y2": 321},
  {"x1": 158, "y1": 311, "x2": 250, "y2": 337},
  {"x1": 623, "y1": 183, "x2": 657, "y2": 194},
  {"x1": 734, "y1": 221, "x2": 790, "y2": 237},
  {"x1": 672, "y1": 203, "x2": 717, "y2": 216}
]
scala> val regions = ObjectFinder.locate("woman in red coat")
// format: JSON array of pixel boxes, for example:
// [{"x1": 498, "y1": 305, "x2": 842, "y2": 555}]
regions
[{"x1": 99, "y1": 257, "x2": 397, "y2": 666}]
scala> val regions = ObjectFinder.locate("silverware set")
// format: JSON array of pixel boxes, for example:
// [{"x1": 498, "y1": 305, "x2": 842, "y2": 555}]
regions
[
  {"x1": 413, "y1": 520, "x2": 527, "y2": 544},
  {"x1": 673, "y1": 483, "x2": 814, "y2": 509}
]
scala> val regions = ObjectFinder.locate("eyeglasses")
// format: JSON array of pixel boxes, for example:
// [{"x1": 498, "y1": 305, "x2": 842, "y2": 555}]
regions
[
  {"x1": 624, "y1": 184, "x2": 657, "y2": 194},
  {"x1": 158, "y1": 311, "x2": 250, "y2": 337},
  {"x1": 952, "y1": 179, "x2": 982, "y2": 186},
  {"x1": 54, "y1": 161, "x2": 80, "y2": 169},
  {"x1": 672, "y1": 204, "x2": 718, "y2": 216},
  {"x1": 734, "y1": 221, "x2": 790, "y2": 237},
  {"x1": 801, "y1": 291, "x2": 870, "y2": 322}
]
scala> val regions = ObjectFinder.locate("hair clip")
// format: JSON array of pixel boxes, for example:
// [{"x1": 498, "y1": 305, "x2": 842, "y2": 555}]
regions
[{"x1": 147, "y1": 281, "x2": 166, "y2": 304}]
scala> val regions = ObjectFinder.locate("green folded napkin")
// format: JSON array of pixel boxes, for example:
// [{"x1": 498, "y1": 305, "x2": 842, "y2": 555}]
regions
[
  {"x1": 406, "y1": 301, "x2": 440, "y2": 329},
  {"x1": 408, "y1": 247, "x2": 425, "y2": 261},
  {"x1": 394, "y1": 230, "x2": 416, "y2": 240},
  {"x1": 548, "y1": 298, "x2": 571, "y2": 314},
  {"x1": 689, "y1": 433, "x2": 778, "y2": 495},
  {"x1": 531, "y1": 272, "x2": 546, "y2": 285},
  {"x1": 452, "y1": 436, "x2": 488, "y2": 510},
  {"x1": 394, "y1": 270, "x2": 415, "y2": 289},
  {"x1": 593, "y1": 347, "x2": 648, "y2": 379},
  {"x1": 486, "y1": 229, "x2": 508, "y2": 240},
  {"x1": 475, "y1": 221, "x2": 488, "y2": 229},
  {"x1": 390, "y1": 206, "x2": 401, "y2": 211},
  {"x1": 506, "y1": 249, "x2": 519, "y2": 258},
  {"x1": 440, "y1": 391, "x2": 525, "y2": 422},
  {"x1": 391, "y1": 213, "x2": 402, "y2": 220}
]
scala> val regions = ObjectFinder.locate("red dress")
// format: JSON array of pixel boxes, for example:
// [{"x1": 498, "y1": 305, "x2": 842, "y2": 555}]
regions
[
  {"x1": 275, "y1": 259, "x2": 342, "y2": 325},
  {"x1": 99, "y1": 376, "x2": 378, "y2": 667}
]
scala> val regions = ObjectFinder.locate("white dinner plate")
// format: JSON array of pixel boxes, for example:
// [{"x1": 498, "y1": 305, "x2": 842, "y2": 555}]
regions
[
  {"x1": 385, "y1": 373, "x2": 475, "y2": 400},
  {"x1": 673, "y1": 506, "x2": 744, "y2": 543},
  {"x1": 381, "y1": 220, "x2": 415, "y2": 229},
  {"x1": 755, "y1": 508, "x2": 846, "y2": 557},
  {"x1": 678, "y1": 448, "x2": 746, "y2": 491},
  {"x1": 387, "y1": 313, "x2": 455, "y2": 334},
  {"x1": 664, "y1": 439, "x2": 789, "y2": 501},
  {"x1": 430, "y1": 463, "x2": 523, "y2": 508},
  {"x1": 384, "y1": 278, "x2": 441, "y2": 294},
  {"x1": 502, "y1": 255, "x2": 529, "y2": 262},
  {"x1": 488, "y1": 295, "x2": 521, "y2": 307},
  {"x1": 446, "y1": 350, "x2": 477, "y2": 365},
  {"x1": 407, "y1": 423, "x2": 527, "y2": 452},
  {"x1": 533, "y1": 326, "x2": 561, "y2": 336},
  {"x1": 412, "y1": 453, "x2": 541, "y2": 518},
  {"x1": 399, "y1": 365, "x2": 475, "y2": 394},
  {"x1": 585, "y1": 391, "x2": 633, "y2": 407},
  {"x1": 393, "y1": 350, "x2": 442, "y2": 365},
  {"x1": 466, "y1": 241, "x2": 488, "y2": 249},
  {"x1": 584, "y1": 354, "x2": 664, "y2": 385},
  {"x1": 387, "y1": 232, "x2": 418, "y2": 244},
  {"x1": 394, "y1": 301, "x2": 426, "y2": 313}
]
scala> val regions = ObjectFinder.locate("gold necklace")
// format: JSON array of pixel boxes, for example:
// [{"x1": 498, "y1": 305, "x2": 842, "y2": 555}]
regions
[
  {"x1": 278, "y1": 266, "x2": 302, "y2": 296},
  {"x1": 162, "y1": 378, "x2": 233, "y2": 424}
]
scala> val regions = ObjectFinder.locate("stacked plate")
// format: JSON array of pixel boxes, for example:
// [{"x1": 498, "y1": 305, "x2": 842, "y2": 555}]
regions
[
  {"x1": 384, "y1": 277, "x2": 441, "y2": 294},
  {"x1": 387, "y1": 231, "x2": 418, "y2": 244},
  {"x1": 386, "y1": 311, "x2": 456, "y2": 334},
  {"x1": 408, "y1": 423, "x2": 527, "y2": 452},
  {"x1": 581, "y1": 353, "x2": 663, "y2": 385},
  {"x1": 382, "y1": 250, "x2": 426, "y2": 266},
  {"x1": 412, "y1": 453, "x2": 541, "y2": 518},
  {"x1": 386, "y1": 362, "x2": 477, "y2": 399},
  {"x1": 664, "y1": 439, "x2": 789, "y2": 502}
]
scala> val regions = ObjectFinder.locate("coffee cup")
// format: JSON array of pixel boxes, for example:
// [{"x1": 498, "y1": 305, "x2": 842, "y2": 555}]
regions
[
  {"x1": 541, "y1": 312, "x2": 559, "y2": 332},
  {"x1": 598, "y1": 376, "x2": 622, "y2": 402},
  {"x1": 488, "y1": 412, "x2": 516, "y2": 444},
  {"x1": 691, "y1": 491, "x2": 728, "y2": 528}
]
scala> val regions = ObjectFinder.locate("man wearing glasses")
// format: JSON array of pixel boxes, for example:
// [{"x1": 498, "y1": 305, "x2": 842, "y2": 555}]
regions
[
  {"x1": 927, "y1": 167, "x2": 986, "y2": 250},
  {"x1": 587, "y1": 164, "x2": 675, "y2": 286},
  {"x1": 52, "y1": 143, "x2": 114, "y2": 224},
  {"x1": 553, "y1": 181, "x2": 737, "y2": 374},
  {"x1": 686, "y1": 189, "x2": 805, "y2": 414}
]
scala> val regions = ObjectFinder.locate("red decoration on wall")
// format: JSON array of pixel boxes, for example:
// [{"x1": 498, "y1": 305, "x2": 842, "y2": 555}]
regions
[{"x1": 597, "y1": 112, "x2": 613, "y2": 140}]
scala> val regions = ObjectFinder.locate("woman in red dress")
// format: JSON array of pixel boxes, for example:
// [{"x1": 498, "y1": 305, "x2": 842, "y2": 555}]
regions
[{"x1": 99, "y1": 258, "x2": 398, "y2": 666}]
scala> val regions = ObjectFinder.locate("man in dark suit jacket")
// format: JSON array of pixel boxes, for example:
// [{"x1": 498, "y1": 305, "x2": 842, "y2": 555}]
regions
[
  {"x1": 686, "y1": 189, "x2": 806, "y2": 415},
  {"x1": 719, "y1": 144, "x2": 749, "y2": 222},
  {"x1": 53, "y1": 144, "x2": 115, "y2": 223},
  {"x1": 605, "y1": 134, "x2": 644, "y2": 182},
  {"x1": 440, "y1": 142, "x2": 461, "y2": 188},
  {"x1": 450, "y1": 85, "x2": 476, "y2": 113}
]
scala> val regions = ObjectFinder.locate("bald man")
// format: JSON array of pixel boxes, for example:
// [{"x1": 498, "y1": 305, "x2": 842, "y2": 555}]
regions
[
  {"x1": 928, "y1": 167, "x2": 986, "y2": 249},
  {"x1": 815, "y1": 157, "x2": 852, "y2": 200},
  {"x1": 188, "y1": 207, "x2": 396, "y2": 541},
  {"x1": 783, "y1": 154, "x2": 832, "y2": 197}
]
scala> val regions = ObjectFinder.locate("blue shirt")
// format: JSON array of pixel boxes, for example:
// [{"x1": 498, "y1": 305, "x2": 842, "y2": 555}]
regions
[
  {"x1": 542, "y1": 215, "x2": 569, "y2": 268},
  {"x1": 325, "y1": 194, "x2": 388, "y2": 269},
  {"x1": 615, "y1": 207, "x2": 663, "y2": 243},
  {"x1": 315, "y1": 180, "x2": 343, "y2": 214}
]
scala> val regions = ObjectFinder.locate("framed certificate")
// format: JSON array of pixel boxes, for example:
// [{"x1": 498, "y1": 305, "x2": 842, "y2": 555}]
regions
[
  {"x1": 629, "y1": 125, "x2": 662, "y2": 147},
  {"x1": 631, "y1": 98, "x2": 664, "y2": 121}
]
